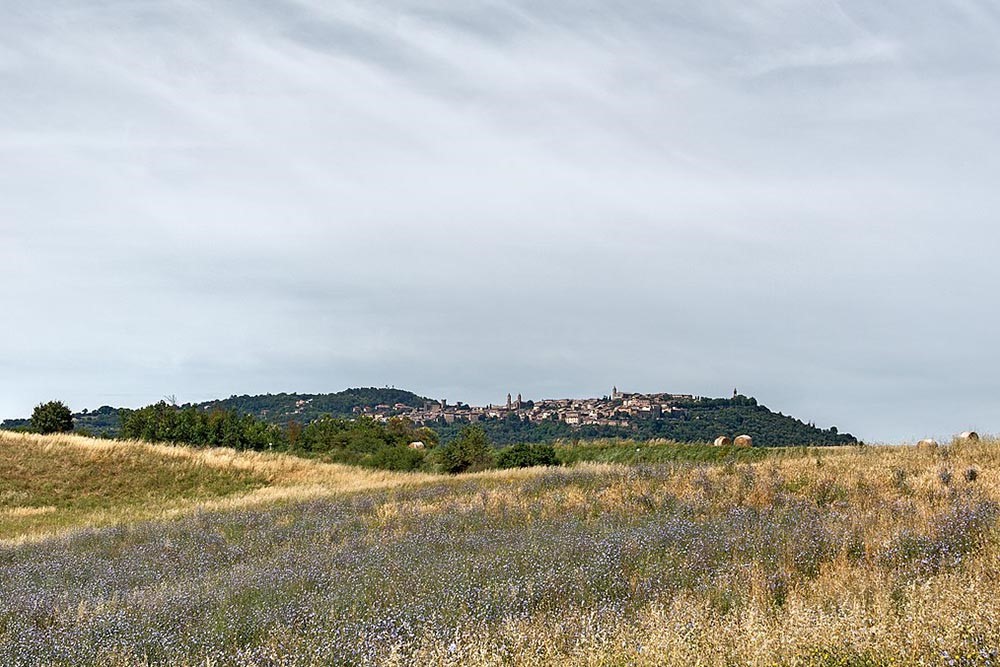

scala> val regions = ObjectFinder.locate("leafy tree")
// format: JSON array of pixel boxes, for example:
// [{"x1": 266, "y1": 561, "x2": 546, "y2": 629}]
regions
[
  {"x1": 118, "y1": 402, "x2": 283, "y2": 450},
  {"x1": 496, "y1": 443, "x2": 558, "y2": 469},
  {"x1": 286, "y1": 420, "x2": 303, "y2": 450},
  {"x1": 366, "y1": 445, "x2": 426, "y2": 472},
  {"x1": 413, "y1": 426, "x2": 439, "y2": 448},
  {"x1": 436, "y1": 425, "x2": 495, "y2": 474},
  {"x1": 117, "y1": 402, "x2": 428, "y2": 470},
  {"x1": 31, "y1": 401, "x2": 74, "y2": 434}
]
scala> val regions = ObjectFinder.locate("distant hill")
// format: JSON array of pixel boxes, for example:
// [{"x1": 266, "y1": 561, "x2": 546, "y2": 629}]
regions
[
  {"x1": 2, "y1": 389, "x2": 855, "y2": 447},
  {"x1": 195, "y1": 388, "x2": 432, "y2": 423},
  {"x1": 432, "y1": 396, "x2": 856, "y2": 447},
  {"x1": 1, "y1": 388, "x2": 432, "y2": 437}
]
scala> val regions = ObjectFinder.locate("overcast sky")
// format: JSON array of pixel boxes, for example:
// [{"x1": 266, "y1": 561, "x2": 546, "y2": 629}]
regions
[{"x1": 2, "y1": 0, "x2": 999, "y2": 442}]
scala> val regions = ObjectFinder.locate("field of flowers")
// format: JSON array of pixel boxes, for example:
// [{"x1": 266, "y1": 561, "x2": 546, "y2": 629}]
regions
[{"x1": 2, "y1": 435, "x2": 1000, "y2": 665}]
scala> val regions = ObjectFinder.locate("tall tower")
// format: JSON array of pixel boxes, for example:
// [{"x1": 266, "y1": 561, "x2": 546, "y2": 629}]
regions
[
  {"x1": 516, "y1": 393, "x2": 522, "y2": 410},
  {"x1": 507, "y1": 393, "x2": 512, "y2": 410},
  {"x1": 612, "y1": 386, "x2": 619, "y2": 400}
]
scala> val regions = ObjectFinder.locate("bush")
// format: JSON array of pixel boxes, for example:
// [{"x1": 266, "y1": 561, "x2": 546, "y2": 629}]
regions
[
  {"x1": 496, "y1": 443, "x2": 558, "y2": 469},
  {"x1": 436, "y1": 425, "x2": 494, "y2": 474},
  {"x1": 31, "y1": 401, "x2": 74, "y2": 434},
  {"x1": 365, "y1": 445, "x2": 426, "y2": 472}
]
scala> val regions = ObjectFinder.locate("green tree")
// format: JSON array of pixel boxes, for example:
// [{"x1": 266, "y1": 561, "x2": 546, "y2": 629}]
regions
[
  {"x1": 436, "y1": 425, "x2": 494, "y2": 474},
  {"x1": 366, "y1": 445, "x2": 426, "y2": 472},
  {"x1": 31, "y1": 401, "x2": 74, "y2": 434},
  {"x1": 496, "y1": 443, "x2": 558, "y2": 469}
]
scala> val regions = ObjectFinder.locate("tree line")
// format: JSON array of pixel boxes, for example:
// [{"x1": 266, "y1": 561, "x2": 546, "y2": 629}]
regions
[
  {"x1": 12, "y1": 394, "x2": 854, "y2": 474},
  {"x1": 114, "y1": 401, "x2": 556, "y2": 473},
  {"x1": 7, "y1": 400, "x2": 561, "y2": 474}
]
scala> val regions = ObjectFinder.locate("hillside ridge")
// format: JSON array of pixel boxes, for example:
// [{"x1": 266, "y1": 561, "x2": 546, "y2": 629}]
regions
[{"x1": 2, "y1": 387, "x2": 856, "y2": 447}]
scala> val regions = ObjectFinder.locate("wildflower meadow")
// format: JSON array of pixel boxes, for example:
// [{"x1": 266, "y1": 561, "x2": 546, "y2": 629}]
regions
[{"x1": 1, "y1": 432, "x2": 999, "y2": 665}]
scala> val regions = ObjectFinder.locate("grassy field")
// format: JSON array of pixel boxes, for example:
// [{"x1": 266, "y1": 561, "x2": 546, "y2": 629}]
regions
[
  {"x1": 1, "y1": 432, "x2": 999, "y2": 665},
  {"x1": 0, "y1": 431, "x2": 432, "y2": 539},
  {"x1": 553, "y1": 437, "x2": 774, "y2": 465}
]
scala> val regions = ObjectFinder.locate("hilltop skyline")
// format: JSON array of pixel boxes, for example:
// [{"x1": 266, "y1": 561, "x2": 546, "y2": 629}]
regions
[
  {"x1": 3, "y1": 384, "x2": 857, "y2": 449},
  {"x1": 0, "y1": 383, "x2": 860, "y2": 446}
]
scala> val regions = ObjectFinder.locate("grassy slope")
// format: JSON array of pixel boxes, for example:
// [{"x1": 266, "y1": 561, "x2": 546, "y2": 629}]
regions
[
  {"x1": 0, "y1": 431, "x2": 431, "y2": 539},
  {"x1": 0, "y1": 433, "x2": 781, "y2": 538},
  {"x1": 4, "y1": 432, "x2": 1000, "y2": 665}
]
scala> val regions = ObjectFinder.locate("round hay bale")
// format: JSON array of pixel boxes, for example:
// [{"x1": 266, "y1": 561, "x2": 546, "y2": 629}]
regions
[
  {"x1": 917, "y1": 438, "x2": 939, "y2": 450},
  {"x1": 959, "y1": 431, "x2": 980, "y2": 442},
  {"x1": 713, "y1": 436, "x2": 733, "y2": 447},
  {"x1": 734, "y1": 434, "x2": 753, "y2": 448}
]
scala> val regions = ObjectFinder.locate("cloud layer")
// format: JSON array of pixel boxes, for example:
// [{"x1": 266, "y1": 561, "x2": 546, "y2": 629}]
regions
[{"x1": 3, "y1": 0, "x2": 999, "y2": 441}]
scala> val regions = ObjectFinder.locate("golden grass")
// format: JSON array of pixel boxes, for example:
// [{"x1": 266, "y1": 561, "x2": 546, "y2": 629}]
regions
[
  {"x1": 312, "y1": 440, "x2": 1000, "y2": 666},
  {"x1": 3, "y1": 430, "x2": 994, "y2": 542},
  {"x1": 4, "y1": 433, "x2": 1000, "y2": 664},
  {"x1": 0, "y1": 430, "x2": 434, "y2": 540}
]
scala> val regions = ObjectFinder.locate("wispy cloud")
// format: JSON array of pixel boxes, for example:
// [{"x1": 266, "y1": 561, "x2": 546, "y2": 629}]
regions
[
  {"x1": 739, "y1": 38, "x2": 901, "y2": 76},
  {"x1": 1, "y1": 1, "x2": 999, "y2": 440}
]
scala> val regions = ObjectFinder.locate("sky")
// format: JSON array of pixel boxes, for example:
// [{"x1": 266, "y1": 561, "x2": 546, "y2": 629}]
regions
[{"x1": 2, "y1": 0, "x2": 999, "y2": 442}]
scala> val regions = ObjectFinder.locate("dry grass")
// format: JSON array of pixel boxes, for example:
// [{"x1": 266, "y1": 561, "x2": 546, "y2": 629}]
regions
[
  {"x1": 3, "y1": 431, "x2": 1000, "y2": 665},
  {"x1": 0, "y1": 430, "x2": 433, "y2": 539}
]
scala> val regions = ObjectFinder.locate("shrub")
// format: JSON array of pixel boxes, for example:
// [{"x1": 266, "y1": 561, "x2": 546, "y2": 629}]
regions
[
  {"x1": 436, "y1": 425, "x2": 495, "y2": 474},
  {"x1": 365, "y1": 445, "x2": 426, "y2": 472},
  {"x1": 30, "y1": 401, "x2": 74, "y2": 434},
  {"x1": 495, "y1": 443, "x2": 558, "y2": 469}
]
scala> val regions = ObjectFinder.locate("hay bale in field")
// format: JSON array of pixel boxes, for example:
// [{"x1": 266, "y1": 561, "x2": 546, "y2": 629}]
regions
[
  {"x1": 713, "y1": 436, "x2": 732, "y2": 447},
  {"x1": 734, "y1": 435, "x2": 753, "y2": 448},
  {"x1": 959, "y1": 431, "x2": 980, "y2": 442},
  {"x1": 917, "y1": 439, "x2": 939, "y2": 450}
]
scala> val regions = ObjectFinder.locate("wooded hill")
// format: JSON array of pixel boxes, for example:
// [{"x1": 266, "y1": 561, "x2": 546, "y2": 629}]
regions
[
  {"x1": 197, "y1": 388, "x2": 431, "y2": 423},
  {"x1": 433, "y1": 396, "x2": 855, "y2": 447},
  {"x1": 0, "y1": 388, "x2": 430, "y2": 438},
  {"x1": 2, "y1": 389, "x2": 856, "y2": 447}
]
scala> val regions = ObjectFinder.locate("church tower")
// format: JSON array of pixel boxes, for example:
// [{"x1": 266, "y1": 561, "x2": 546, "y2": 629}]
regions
[{"x1": 506, "y1": 393, "x2": 512, "y2": 410}]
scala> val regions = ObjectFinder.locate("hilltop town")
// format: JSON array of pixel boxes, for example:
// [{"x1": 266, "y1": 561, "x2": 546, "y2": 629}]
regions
[
  {"x1": 2, "y1": 386, "x2": 856, "y2": 448},
  {"x1": 350, "y1": 387, "x2": 698, "y2": 428}
]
